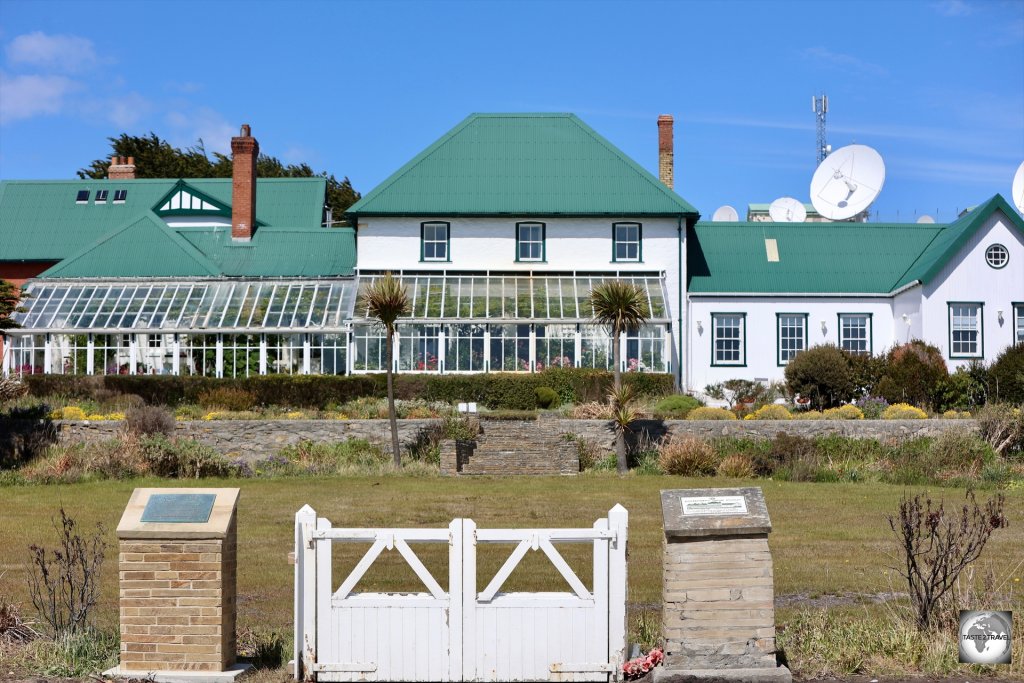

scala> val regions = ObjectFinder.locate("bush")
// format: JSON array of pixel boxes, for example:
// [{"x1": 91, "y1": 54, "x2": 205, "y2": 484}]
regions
[
  {"x1": 658, "y1": 435, "x2": 717, "y2": 476},
  {"x1": 976, "y1": 403, "x2": 1024, "y2": 456},
  {"x1": 51, "y1": 406, "x2": 86, "y2": 420},
  {"x1": 747, "y1": 404, "x2": 792, "y2": 420},
  {"x1": 686, "y1": 407, "x2": 737, "y2": 420},
  {"x1": 535, "y1": 387, "x2": 560, "y2": 409},
  {"x1": 717, "y1": 454, "x2": 755, "y2": 478},
  {"x1": 882, "y1": 403, "x2": 928, "y2": 420},
  {"x1": 855, "y1": 395, "x2": 890, "y2": 419},
  {"x1": 653, "y1": 394, "x2": 702, "y2": 418},
  {"x1": 125, "y1": 406, "x2": 176, "y2": 436},
  {"x1": 0, "y1": 376, "x2": 27, "y2": 404},
  {"x1": 793, "y1": 410, "x2": 824, "y2": 420},
  {"x1": 784, "y1": 345, "x2": 857, "y2": 409},
  {"x1": 876, "y1": 340, "x2": 948, "y2": 410},
  {"x1": 822, "y1": 405, "x2": 864, "y2": 420},
  {"x1": 989, "y1": 343, "x2": 1024, "y2": 404},
  {"x1": 197, "y1": 387, "x2": 257, "y2": 411},
  {"x1": 140, "y1": 435, "x2": 237, "y2": 478},
  {"x1": 934, "y1": 363, "x2": 989, "y2": 412}
]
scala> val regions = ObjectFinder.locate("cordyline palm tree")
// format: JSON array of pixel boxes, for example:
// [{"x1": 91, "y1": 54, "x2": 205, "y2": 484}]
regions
[
  {"x1": 359, "y1": 273, "x2": 410, "y2": 468},
  {"x1": 590, "y1": 281, "x2": 649, "y2": 474}
]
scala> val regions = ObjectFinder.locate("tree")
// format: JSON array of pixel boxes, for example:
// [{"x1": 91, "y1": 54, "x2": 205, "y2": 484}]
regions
[
  {"x1": 784, "y1": 344, "x2": 856, "y2": 409},
  {"x1": 1, "y1": 279, "x2": 22, "y2": 335},
  {"x1": 358, "y1": 273, "x2": 410, "y2": 467},
  {"x1": 590, "y1": 281, "x2": 649, "y2": 474},
  {"x1": 78, "y1": 133, "x2": 360, "y2": 219}
]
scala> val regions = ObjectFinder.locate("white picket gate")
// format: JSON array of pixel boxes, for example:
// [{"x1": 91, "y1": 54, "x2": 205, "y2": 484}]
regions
[{"x1": 293, "y1": 505, "x2": 628, "y2": 682}]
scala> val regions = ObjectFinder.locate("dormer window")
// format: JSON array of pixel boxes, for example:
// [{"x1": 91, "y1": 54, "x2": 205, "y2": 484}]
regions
[
  {"x1": 95, "y1": 190, "x2": 108, "y2": 203},
  {"x1": 76, "y1": 190, "x2": 90, "y2": 204},
  {"x1": 113, "y1": 189, "x2": 128, "y2": 203}
]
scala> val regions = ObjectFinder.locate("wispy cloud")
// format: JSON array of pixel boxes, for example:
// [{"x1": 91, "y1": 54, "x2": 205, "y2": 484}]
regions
[
  {"x1": 166, "y1": 107, "x2": 237, "y2": 155},
  {"x1": 0, "y1": 71, "x2": 78, "y2": 124},
  {"x1": 5, "y1": 31, "x2": 101, "y2": 73},
  {"x1": 889, "y1": 156, "x2": 1012, "y2": 185},
  {"x1": 684, "y1": 114, "x2": 811, "y2": 132},
  {"x1": 933, "y1": 0, "x2": 973, "y2": 17},
  {"x1": 107, "y1": 92, "x2": 153, "y2": 128},
  {"x1": 801, "y1": 47, "x2": 889, "y2": 78}
]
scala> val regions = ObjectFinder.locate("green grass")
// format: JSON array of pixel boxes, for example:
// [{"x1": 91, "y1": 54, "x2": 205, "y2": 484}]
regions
[{"x1": 2, "y1": 475, "x2": 1022, "y2": 677}]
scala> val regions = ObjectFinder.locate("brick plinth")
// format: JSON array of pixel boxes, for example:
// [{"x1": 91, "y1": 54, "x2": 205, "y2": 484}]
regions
[{"x1": 117, "y1": 518, "x2": 237, "y2": 671}]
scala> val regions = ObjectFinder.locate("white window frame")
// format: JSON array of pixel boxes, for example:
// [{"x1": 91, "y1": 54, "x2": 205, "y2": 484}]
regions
[
  {"x1": 948, "y1": 302, "x2": 983, "y2": 359},
  {"x1": 421, "y1": 222, "x2": 449, "y2": 262},
  {"x1": 838, "y1": 313, "x2": 871, "y2": 355},
  {"x1": 516, "y1": 222, "x2": 545, "y2": 262},
  {"x1": 777, "y1": 313, "x2": 807, "y2": 366},
  {"x1": 613, "y1": 222, "x2": 641, "y2": 262},
  {"x1": 711, "y1": 313, "x2": 745, "y2": 366}
]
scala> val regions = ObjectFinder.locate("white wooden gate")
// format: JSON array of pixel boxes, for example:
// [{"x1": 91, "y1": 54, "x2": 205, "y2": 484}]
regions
[{"x1": 294, "y1": 505, "x2": 628, "y2": 682}]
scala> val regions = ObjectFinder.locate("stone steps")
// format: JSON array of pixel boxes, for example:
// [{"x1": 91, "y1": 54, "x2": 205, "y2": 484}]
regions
[{"x1": 442, "y1": 419, "x2": 579, "y2": 476}]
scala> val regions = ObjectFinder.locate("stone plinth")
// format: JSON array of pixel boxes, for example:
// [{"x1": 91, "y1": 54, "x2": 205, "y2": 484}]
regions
[
  {"x1": 656, "y1": 488, "x2": 791, "y2": 683},
  {"x1": 106, "y1": 488, "x2": 247, "y2": 680}
]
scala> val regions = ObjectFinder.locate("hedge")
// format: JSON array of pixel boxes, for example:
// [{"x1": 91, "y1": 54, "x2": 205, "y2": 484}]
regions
[{"x1": 24, "y1": 370, "x2": 674, "y2": 411}]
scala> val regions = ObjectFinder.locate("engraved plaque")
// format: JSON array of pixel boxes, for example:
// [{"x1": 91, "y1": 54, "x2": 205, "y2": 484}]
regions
[
  {"x1": 141, "y1": 493, "x2": 217, "y2": 524},
  {"x1": 681, "y1": 495, "x2": 748, "y2": 516}
]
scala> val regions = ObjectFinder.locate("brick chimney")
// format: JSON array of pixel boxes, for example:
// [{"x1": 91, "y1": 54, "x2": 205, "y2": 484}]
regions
[
  {"x1": 108, "y1": 156, "x2": 136, "y2": 180},
  {"x1": 231, "y1": 124, "x2": 259, "y2": 241},
  {"x1": 657, "y1": 115, "x2": 674, "y2": 190}
]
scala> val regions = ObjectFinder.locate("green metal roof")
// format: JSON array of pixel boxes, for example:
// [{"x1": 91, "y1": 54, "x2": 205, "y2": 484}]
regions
[
  {"x1": 347, "y1": 113, "x2": 699, "y2": 217},
  {"x1": 0, "y1": 177, "x2": 326, "y2": 261},
  {"x1": 179, "y1": 227, "x2": 356, "y2": 277},
  {"x1": 688, "y1": 194, "x2": 1023, "y2": 295}
]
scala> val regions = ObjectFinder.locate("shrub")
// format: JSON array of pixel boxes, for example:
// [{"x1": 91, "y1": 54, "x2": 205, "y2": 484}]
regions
[
  {"x1": 822, "y1": 405, "x2": 864, "y2": 420},
  {"x1": 935, "y1": 363, "x2": 989, "y2": 412},
  {"x1": 653, "y1": 394, "x2": 702, "y2": 418},
  {"x1": 882, "y1": 403, "x2": 928, "y2": 420},
  {"x1": 856, "y1": 395, "x2": 890, "y2": 419},
  {"x1": 876, "y1": 340, "x2": 948, "y2": 410},
  {"x1": 535, "y1": 387, "x2": 560, "y2": 409},
  {"x1": 976, "y1": 403, "x2": 1024, "y2": 456},
  {"x1": 761, "y1": 432, "x2": 819, "y2": 480},
  {"x1": 989, "y1": 343, "x2": 1024, "y2": 404},
  {"x1": 0, "y1": 376, "x2": 27, "y2": 404},
  {"x1": 276, "y1": 439, "x2": 392, "y2": 475},
  {"x1": 686, "y1": 407, "x2": 737, "y2": 420},
  {"x1": 658, "y1": 435, "x2": 717, "y2": 476},
  {"x1": 784, "y1": 345, "x2": 857, "y2": 409},
  {"x1": 570, "y1": 402, "x2": 613, "y2": 419},
  {"x1": 51, "y1": 406, "x2": 87, "y2": 420},
  {"x1": 748, "y1": 404, "x2": 792, "y2": 420},
  {"x1": 125, "y1": 406, "x2": 176, "y2": 436},
  {"x1": 140, "y1": 435, "x2": 237, "y2": 478},
  {"x1": 793, "y1": 410, "x2": 825, "y2": 420},
  {"x1": 197, "y1": 387, "x2": 257, "y2": 411},
  {"x1": 717, "y1": 454, "x2": 754, "y2": 478}
]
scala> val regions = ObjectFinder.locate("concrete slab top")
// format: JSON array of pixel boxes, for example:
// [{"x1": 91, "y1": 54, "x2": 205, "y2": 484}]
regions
[
  {"x1": 116, "y1": 487, "x2": 239, "y2": 539},
  {"x1": 661, "y1": 487, "x2": 771, "y2": 538}
]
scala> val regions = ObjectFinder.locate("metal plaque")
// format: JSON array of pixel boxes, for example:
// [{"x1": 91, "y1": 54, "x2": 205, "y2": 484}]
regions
[
  {"x1": 140, "y1": 493, "x2": 217, "y2": 524},
  {"x1": 681, "y1": 495, "x2": 748, "y2": 516}
]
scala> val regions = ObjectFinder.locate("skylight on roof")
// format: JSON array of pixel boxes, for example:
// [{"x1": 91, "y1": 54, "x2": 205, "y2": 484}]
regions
[
  {"x1": 95, "y1": 190, "x2": 108, "y2": 203},
  {"x1": 76, "y1": 190, "x2": 90, "y2": 204},
  {"x1": 113, "y1": 189, "x2": 127, "y2": 203}
]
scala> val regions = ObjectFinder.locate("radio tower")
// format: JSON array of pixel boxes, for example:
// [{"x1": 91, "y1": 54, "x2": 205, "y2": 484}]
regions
[{"x1": 813, "y1": 93, "x2": 829, "y2": 164}]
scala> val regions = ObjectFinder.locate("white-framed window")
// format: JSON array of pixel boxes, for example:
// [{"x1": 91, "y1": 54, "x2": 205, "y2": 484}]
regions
[
  {"x1": 113, "y1": 189, "x2": 128, "y2": 203},
  {"x1": 516, "y1": 222, "x2": 545, "y2": 262},
  {"x1": 421, "y1": 222, "x2": 449, "y2": 261},
  {"x1": 1016, "y1": 304, "x2": 1024, "y2": 344},
  {"x1": 75, "y1": 190, "x2": 90, "y2": 204},
  {"x1": 777, "y1": 313, "x2": 807, "y2": 365},
  {"x1": 712, "y1": 313, "x2": 745, "y2": 366},
  {"x1": 838, "y1": 314, "x2": 871, "y2": 355},
  {"x1": 95, "y1": 190, "x2": 108, "y2": 203},
  {"x1": 948, "y1": 303, "x2": 983, "y2": 358},
  {"x1": 613, "y1": 222, "x2": 641, "y2": 262},
  {"x1": 985, "y1": 244, "x2": 1009, "y2": 269}
]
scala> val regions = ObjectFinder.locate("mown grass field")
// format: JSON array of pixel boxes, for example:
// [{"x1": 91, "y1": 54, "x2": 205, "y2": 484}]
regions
[{"x1": 2, "y1": 474, "x2": 1023, "y2": 678}]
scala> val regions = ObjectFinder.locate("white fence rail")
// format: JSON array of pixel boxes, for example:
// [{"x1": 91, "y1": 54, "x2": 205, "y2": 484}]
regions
[{"x1": 294, "y1": 505, "x2": 628, "y2": 682}]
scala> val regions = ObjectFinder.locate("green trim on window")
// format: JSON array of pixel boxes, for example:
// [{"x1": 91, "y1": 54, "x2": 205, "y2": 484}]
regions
[
  {"x1": 612, "y1": 222, "x2": 643, "y2": 263},
  {"x1": 419, "y1": 221, "x2": 451, "y2": 263},
  {"x1": 947, "y1": 301, "x2": 985, "y2": 360},
  {"x1": 710, "y1": 312, "x2": 747, "y2": 367},
  {"x1": 515, "y1": 221, "x2": 546, "y2": 262},
  {"x1": 1014, "y1": 302, "x2": 1024, "y2": 345},
  {"x1": 837, "y1": 312, "x2": 873, "y2": 356},
  {"x1": 776, "y1": 312, "x2": 808, "y2": 366}
]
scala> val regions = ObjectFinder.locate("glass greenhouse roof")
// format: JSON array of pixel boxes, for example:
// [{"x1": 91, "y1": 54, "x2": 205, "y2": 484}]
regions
[
  {"x1": 354, "y1": 272, "x2": 668, "y2": 322},
  {"x1": 13, "y1": 280, "x2": 357, "y2": 332}
]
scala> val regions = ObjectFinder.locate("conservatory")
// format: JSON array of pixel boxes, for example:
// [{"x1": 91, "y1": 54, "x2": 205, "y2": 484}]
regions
[{"x1": 4, "y1": 272, "x2": 671, "y2": 376}]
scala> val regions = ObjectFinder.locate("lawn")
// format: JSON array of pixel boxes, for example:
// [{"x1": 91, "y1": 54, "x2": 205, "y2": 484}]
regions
[{"x1": 1, "y1": 474, "x2": 1022, "y2": 678}]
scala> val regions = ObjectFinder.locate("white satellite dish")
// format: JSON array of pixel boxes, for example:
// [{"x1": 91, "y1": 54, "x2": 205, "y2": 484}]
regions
[
  {"x1": 809, "y1": 144, "x2": 885, "y2": 221},
  {"x1": 917, "y1": 215, "x2": 935, "y2": 224},
  {"x1": 1012, "y1": 161, "x2": 1024, "y2": 213},
  {"x1": 768, "y1": 197, "x2": 807, "y2": 222},
  {"x1": 712, "y1": 205, "x2": 739, "y2": 222}
]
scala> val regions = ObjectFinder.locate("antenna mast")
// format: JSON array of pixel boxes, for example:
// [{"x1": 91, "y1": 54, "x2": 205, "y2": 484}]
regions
[{"x1": 813, "y1": 93, "x2": 829, "y2": 164}]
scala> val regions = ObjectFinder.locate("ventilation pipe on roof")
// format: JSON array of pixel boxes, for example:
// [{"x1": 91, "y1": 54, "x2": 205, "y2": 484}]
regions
[
  {"x1": 108, "y1": 156, "x2": 136, "y2": 180},
  {"x1": 658, "y1": 115, "x2": 674, "y2": 190},
  {"x1": 231, "y1": 124, "x2": 259, "y2": 241}
]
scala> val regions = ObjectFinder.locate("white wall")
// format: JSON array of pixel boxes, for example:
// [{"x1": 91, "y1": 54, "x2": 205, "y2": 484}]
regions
[
  {"x1": 892, "y1": 286, "x2": 923, "y2": 347},
  {"x1": 686, "y1": 296, "x2": 894, "y2": 391},
  {"x1": 922, "y1": 209, "x2": 1024, "y2": 368}
]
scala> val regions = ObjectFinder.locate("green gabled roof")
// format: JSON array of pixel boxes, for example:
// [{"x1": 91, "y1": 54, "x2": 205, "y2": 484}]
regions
[
  {"x1": 179, "y1": 227, "x2": 355, "y2": 277},
  {"x1": 0, "y1": 177, "x2": 326, "y2": 261},
  {"x1": 40, "y1": 213, "x2": 220, "y2": 278},
  {"x1": 347, "y1": 113, "x2": 699, "y2": 217},
  {"x1": 688, "y1": 194, "x2": 1022, "y2": 295}
]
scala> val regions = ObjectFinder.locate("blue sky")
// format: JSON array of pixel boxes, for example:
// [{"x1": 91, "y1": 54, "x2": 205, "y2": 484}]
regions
[{"x1": 1, "y1": 0, "x2": 1022, "y2": 222}]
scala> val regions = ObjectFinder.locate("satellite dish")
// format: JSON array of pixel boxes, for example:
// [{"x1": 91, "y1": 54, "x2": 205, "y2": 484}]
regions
[
  {"x1": 809, "y1": 144, "x2": 885, "y2": 220},
  {"x1": 917, "y1": 215, "x2": 935, "y2": 224},
  {"x1": 1012, "y1": 161, "x2": 1024, "y2": 213},
  {"x1": 712, "y1": 205, "x2": 739, "y2": 222},
  {"x1": 768, "y1": 197, "x2": 807, "y2": 222}
]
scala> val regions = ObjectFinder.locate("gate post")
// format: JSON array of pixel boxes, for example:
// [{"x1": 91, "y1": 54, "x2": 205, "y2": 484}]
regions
[
  {"x1": 294, "y1": 505, "x2": 317, "y2": 681},
  {"x1": 608, "y1": 504, "x2": 629, "y2": 676}
]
